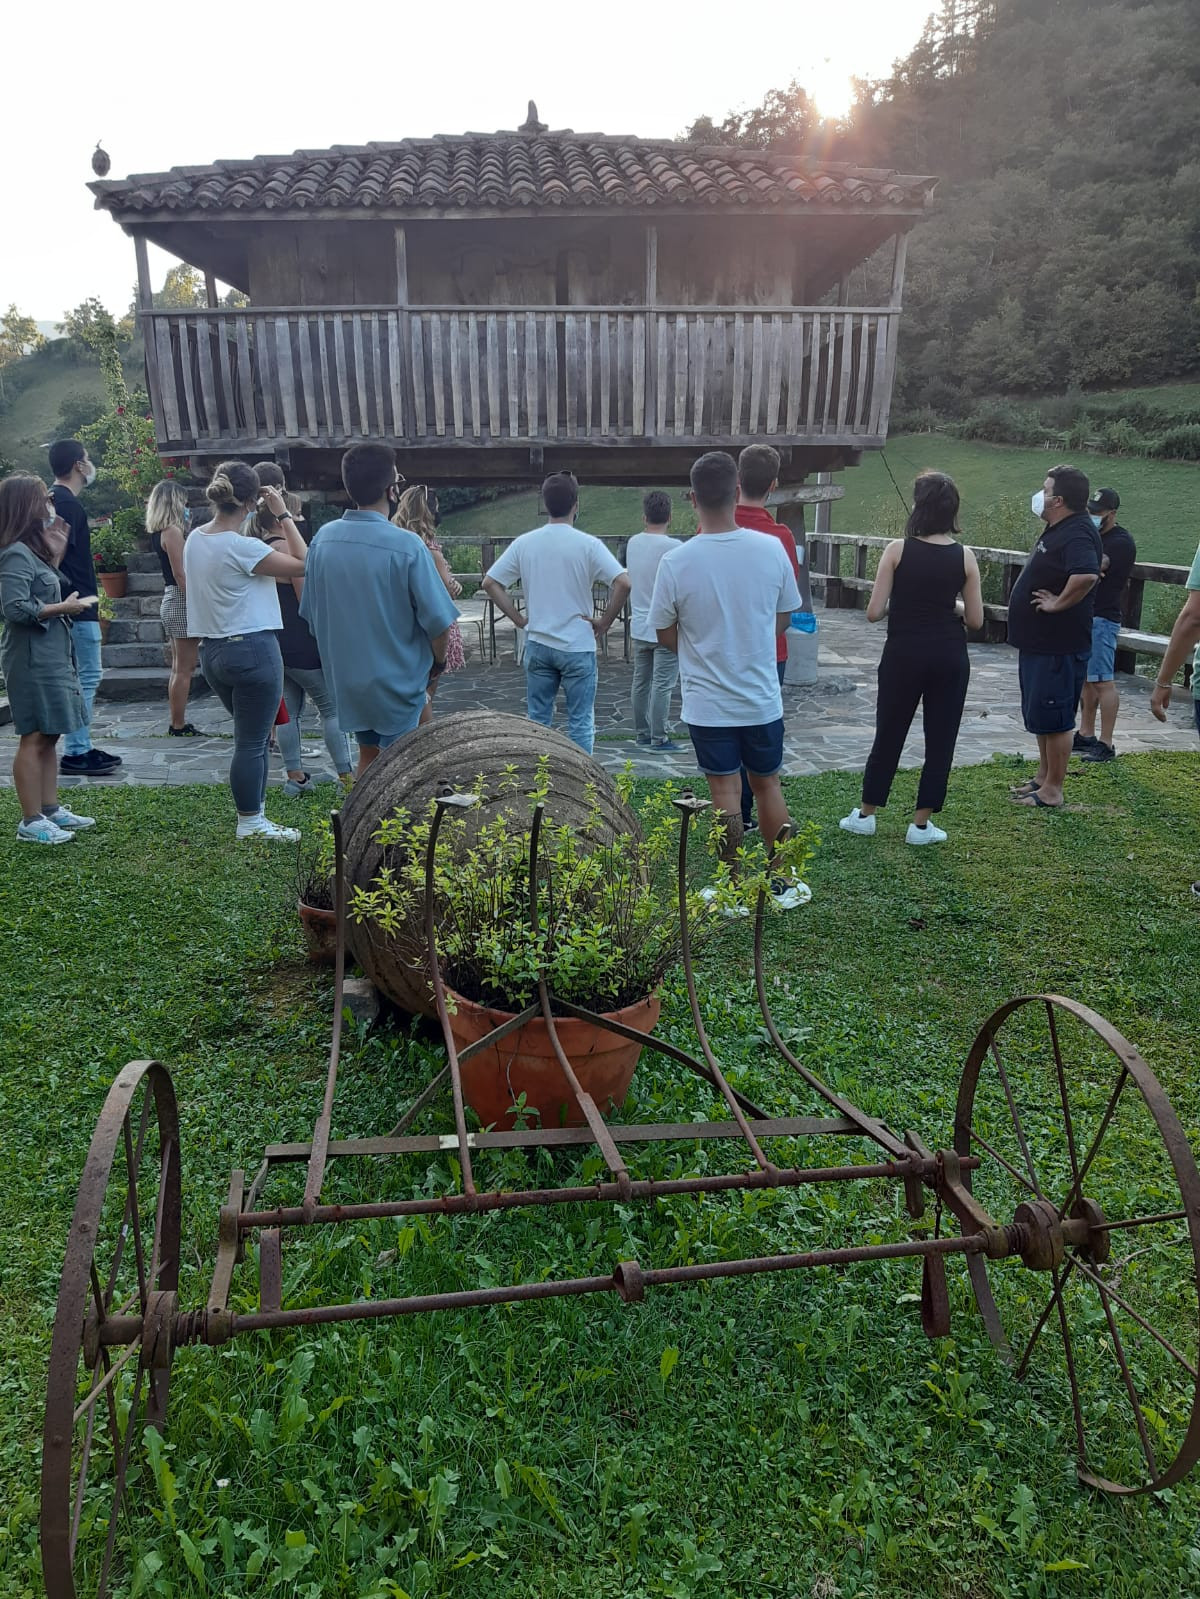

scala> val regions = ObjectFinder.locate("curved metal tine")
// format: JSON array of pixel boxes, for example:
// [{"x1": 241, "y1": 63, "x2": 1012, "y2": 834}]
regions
[
  {"x1": 1071, "y1": 1254, "x2": 1198, "y2": 1379},
  {"x1": 987, "y1": 1036, "x2": 1043, "y2": 1199},
  {"x1": 1059, "y1": 1067, "x2": 1129, "y2": 1222},
  {"x1": 1044, "y1": 1001, "x2": 1081, "y2": 1201},
  {"x1": 527, "y1": 804, "x2": 632, "y2": 1196},
  {"x1": 672, "y1": 795, "x2": 774, "y2": 1173},
  {"x1": 302, "y1": 810, "x2": 350, "y2": 1219},
  {"x1": 426, "y1": 787, "x2": 482, "y2": 1198},
  {"x1": 752, "y1": 824, "x2": 909, "y2": 1161},
  {"x1": 1095, "y1": 1282, "x2": 1158, "y2": 1480},
  {"x1": 104, "y1": 1088, "x2": 153, "y2": 1309},
  {"x1": 1014, "y1": 1255, "x2": 1077, "y2": 1379}
]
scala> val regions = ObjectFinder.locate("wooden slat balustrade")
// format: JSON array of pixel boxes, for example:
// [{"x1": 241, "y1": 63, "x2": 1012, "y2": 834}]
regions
[{"x1": 142, "y1": 305, "x2": 899, "y2": 453}]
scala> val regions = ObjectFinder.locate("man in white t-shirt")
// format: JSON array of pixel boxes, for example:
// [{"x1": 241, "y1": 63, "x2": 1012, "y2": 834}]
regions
[
  {"x1": 625, "y1": 489, "x2": 682, "y2": 749},
  {"x1": 482, "y1": 473, "x2": 631, "y2": 754},
  {"x1": 649, "y1": 451, "x2": 801, "y2": 872}
]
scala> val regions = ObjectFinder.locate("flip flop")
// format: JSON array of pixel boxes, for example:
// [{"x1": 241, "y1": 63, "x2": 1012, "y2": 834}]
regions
[
  {"x1": 1013, "y1": 792, "x2": 1063, "y2": 809},
  {"x1": 1009, "y1": 779, "x2": 1041, "y2": 795}
]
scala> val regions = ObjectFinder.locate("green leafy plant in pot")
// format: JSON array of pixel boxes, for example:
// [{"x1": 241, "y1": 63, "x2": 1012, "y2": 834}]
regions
[
  {"x1": 90, "y1": 510, "x2": 141, "y2": 598},
  {"x1": 349, "y1": 759, "x2": 817, "y2": 1128},
  {"x1": 295, "y1": 817, "x2": 338, "y2": 964}
]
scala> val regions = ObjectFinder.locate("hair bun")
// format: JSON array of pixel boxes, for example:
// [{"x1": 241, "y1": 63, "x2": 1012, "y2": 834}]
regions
[{"x1": 206, "y1": 472, "x2": 235, "y2": 506}]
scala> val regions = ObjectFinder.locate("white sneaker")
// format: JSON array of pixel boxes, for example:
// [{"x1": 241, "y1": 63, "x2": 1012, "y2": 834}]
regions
[
  {"x1": 770, "y1": 875, "x2": 813, "y2": 910},
  {"x1": 236, "y1": 814, "x2": 301, "y2": 843},
  {"x1": 48, "y1": 807, "x2": 96, "y2": 830},
  {"x1": 839, "y1": 808, "x2": 876, "y2": 836},
  {"x1": 906, "y1": 821, "x2": 947, "y2": 846},
  {"x1": 698, "y1": 885, "x2": 750, "y2": 919},
  {"x1": 17, "y1": 817, "x2": 74, "y2": 844}
]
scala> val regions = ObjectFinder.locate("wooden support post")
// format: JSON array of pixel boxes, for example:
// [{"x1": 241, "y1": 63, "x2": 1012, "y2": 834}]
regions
[
  {"x1": 204, "y1": 270, "x2": 218, "y2": 309},
  {"x1": 1116, "y1": 576, "x2": 1144, "y2": 677},
  {"x1": 814, "y1": 471, "x2": 833, "y2": 536},
  {"x1": 854, "y1": 539, "x2": 870, "y2": 612},
  {"x1": 772, "y1": 493, "x2": 812, "y2": 612},
  {"x1": 395, "y1": 225, "x2": 415, "y2": 442},
  {"x1": 825, "y1": 539, "x2": 847, "y2": 610},
  {"x1": 877, "y1": 231, "x2": 909, "y2": 437},
  {"x1": 644, "y1": 226, "x2": 658, "y2": 438},
  {"x1": 133, "y1": 234, "x2": 166, "y2": 443}
]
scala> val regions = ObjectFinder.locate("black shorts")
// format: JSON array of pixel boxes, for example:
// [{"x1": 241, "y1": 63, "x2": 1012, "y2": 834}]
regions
[
  {"x1": 1018, "y1": 650, "x2": 1089, "y2": 736},
  {"x1": 688, "y1": 719, "x2": 785, "y2": 777}
]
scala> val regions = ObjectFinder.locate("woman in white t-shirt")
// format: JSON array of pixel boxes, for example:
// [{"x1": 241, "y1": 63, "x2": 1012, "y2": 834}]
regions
[{"x1": 184, "y1": 462, "x2": 308, "y2": 841}]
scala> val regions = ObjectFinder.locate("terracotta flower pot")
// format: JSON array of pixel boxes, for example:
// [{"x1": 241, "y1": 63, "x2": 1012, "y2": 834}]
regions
[
  {"x1": 297, "y1": 899, "x2": 338, "y2": 965},
  {"x1": 98, "y1": 570, "x2": 127, "y2": 599},
  {"x1": 448, "y1": 991, "x2": 661, "y2": 1130},
  {"x1": 98, "y1": 617, "x2": 110, "y2": 643}
]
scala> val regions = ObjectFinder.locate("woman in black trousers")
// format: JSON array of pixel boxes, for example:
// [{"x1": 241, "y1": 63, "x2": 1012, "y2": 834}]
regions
[{"x1": 840, "y1": 472, "x2": 984, "y2": 845}]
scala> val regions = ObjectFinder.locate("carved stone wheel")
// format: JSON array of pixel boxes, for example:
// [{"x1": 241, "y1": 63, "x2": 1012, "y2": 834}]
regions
[
  {"x1": 955, "y1": 995, "x2": 1200, "y2": 1493},
  {"x1": 41, "y1": 1062, "x2": 181, "y2": 1599},
  {"x1": 339, "y1": 711, "x2": 642, "y2": 1017}
]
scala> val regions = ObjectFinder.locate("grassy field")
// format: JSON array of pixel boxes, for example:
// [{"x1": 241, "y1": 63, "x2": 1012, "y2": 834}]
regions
[
  {"x1": 3, "y1": 758, "x2": 1200, "y2": 1597},
  {"x1": 440, "y1": 434, "x2": 1200, "y2": 570},
  {"x1": 0, "y1": 357, "x2": 108, "y2": 474}
]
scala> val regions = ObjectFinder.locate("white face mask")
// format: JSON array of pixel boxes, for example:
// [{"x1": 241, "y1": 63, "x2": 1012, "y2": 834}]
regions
[
  {"x1": 81, "y1": 462, "x2": 97, "y2": 487},
  {"x1": 1090, "y1": 514, "x2": 1103, "y2": 530},
  {"x1": 1031, "y1": 490, "x2": 1046, "y2": 517}
]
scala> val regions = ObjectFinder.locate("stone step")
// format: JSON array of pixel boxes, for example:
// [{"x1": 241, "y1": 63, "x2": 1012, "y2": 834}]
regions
[
  {"x1": 102, "y1": 642, "x2": 171, "y2": 669},
  {"x1": 111, "y1": 595, "x2": 165, "y2": 619},
  {"x1": 96, "y1": 667, "x2": 210, "y2": 703},
  {"x1": 125, "y1": 571, "x2": 165, "y2": 596},
  {"x1": 126, "y1": 550, "x2": 162, "y2": 575},
  {"x1": 106, "y1": 618, "x2": 168, "y2": 644}
]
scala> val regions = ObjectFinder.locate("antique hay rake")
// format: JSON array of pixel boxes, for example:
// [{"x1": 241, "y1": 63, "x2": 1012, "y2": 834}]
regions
[{"x1": 42, "y1": 791, "x2": 1200, "y2": 1597}]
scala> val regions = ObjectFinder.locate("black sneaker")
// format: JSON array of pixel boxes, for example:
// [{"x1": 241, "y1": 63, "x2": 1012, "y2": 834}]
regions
[
  {"x1": 61, "y1": 750, "x2": 121, "y2": 775},
  {"x1": 1072, "y1": 731, "x2": 1100, "y2": 752},
  {"x1": 89, "y1": 747, "x2": 123, "y2": 769},
  {"x1": 1080, "y1": 742, "x2": 1116, "y2": 763},
  {"x1": 168, "y1": 722, "x2": 201, "y2": 737}
]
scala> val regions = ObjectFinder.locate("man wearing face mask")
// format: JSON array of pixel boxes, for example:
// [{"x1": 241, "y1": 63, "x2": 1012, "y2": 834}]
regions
[
  {"x1": 49, "y1": 438, "x2": 122, "y2": 775},
  {"x1": 1007, "y1": 464, "x2": 1100, "y2": 809},
  {"x1": 1076, "y1": 488, "x2": 1136, "y2": 764}
]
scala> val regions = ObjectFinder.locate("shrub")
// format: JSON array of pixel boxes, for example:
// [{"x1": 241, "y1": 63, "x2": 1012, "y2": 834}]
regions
[
  {"x1": 1098, "y1": 418, "x2": 1146, "y2": 456},
  {"x1": 1147, "y1": 425, "x2": 1200, "y2": 461},
  {"x1": 954, "y1": 400, "x2": 1042, "y2": 446},
  {"x1": 1036, "y1": 387, "x2": 1089, "y2": 430}
]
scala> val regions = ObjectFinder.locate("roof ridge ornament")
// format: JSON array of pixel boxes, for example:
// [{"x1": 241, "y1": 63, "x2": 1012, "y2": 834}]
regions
[{"x1": 518, "y1": 101, "x2": 548, "y2": 134}]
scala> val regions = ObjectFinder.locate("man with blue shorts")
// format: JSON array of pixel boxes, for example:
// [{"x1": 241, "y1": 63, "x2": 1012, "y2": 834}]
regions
[
  {"x1": 300, "y1": 444, "x2": 459, "y2": 777},
  {"x1": 1076, "y1": 488, "x2": 1136, "y2": 764},
  {"x1": 1007, "y1": 464, "x2": 1100, "y2": 811},
  {"x1": 648, "y1": 451, "x2": 805, "y2": 907}
]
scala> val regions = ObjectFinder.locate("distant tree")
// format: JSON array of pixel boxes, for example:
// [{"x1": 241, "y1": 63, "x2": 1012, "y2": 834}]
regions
[
  {"x1": 59, "y1": 297, "x2": 135, "y2": 355},
  {"x1": 0, "y1": 306, "x2": 45, "y2": 398},
  {"x1": 55, "y1": 389, "x2": 108, "y2": 441},
  {"x1": 684, "y1": 82, "x2": 819, "y2": 148},
  {"x1": 155, "y1": 265, "x2": 206, "y2": 309}
]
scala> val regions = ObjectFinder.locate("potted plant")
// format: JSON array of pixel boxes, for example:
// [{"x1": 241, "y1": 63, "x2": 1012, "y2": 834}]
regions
[
  {"x1": 350, "y1": 761, "x2": 816, "y2": 1128},
  {"x1": 90, "y1": 509, "x2": 142, "y2": 598},
  {"x1": 296, "y1": 817, "x2": 338, "y2": 964},
  {"x1": 96, "y1": 588, "x2": 116, "y2": 642}
]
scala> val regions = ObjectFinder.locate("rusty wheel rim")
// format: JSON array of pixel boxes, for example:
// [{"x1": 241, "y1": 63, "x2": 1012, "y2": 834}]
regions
[
  {"x1": 41, "y1": 1062, "x2": 181, "y2": 1599},
  {"x1": 955, "y1": 995, "x2": 1200, "y2": 1494}
]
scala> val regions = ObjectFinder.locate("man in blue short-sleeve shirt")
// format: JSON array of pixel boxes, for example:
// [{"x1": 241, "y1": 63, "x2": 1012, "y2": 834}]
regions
[
  {"x1": 300, "y1": 444, "x2": 459, "y2": 776},
  {"x1": 1007, "y1": 464, "x2": 1100, "y2": 811}
]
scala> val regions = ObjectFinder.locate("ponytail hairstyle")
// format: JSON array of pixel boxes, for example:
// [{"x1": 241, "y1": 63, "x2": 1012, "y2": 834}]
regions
[
  {"x1": 904, "y1": 471, "x2": 961, "y2": 538},
  {"x1": 205, "y1": 460, "x2": 260, "y2": 515},
  {"x1": 145, "y1": 479, "x2": 189, "y2": 536},
  {"x1": 395, "y1": 483, "x2": 439, "y2": 544}
]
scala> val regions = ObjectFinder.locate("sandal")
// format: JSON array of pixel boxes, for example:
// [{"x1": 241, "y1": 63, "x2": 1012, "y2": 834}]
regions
[
  {"x1": 1012, "y1": 792, "x2": 1063, "y2": 809},
  {"x1": 1009, "y1": 779, "x2": 1040, "y2": 796}
]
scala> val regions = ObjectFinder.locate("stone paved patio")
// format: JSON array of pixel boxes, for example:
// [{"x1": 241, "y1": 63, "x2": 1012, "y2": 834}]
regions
[{"x1": 2, "y1": 607, "x2": 1195, "y2": 791}]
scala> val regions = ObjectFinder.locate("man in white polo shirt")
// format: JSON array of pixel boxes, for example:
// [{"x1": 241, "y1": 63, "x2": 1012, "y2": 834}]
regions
[
  {"x1": 482, "y1": 473, "x2": 631, "y2": 754},
  {"x1": 649, "y1": 451, "x2": 803, "y2": 903}
]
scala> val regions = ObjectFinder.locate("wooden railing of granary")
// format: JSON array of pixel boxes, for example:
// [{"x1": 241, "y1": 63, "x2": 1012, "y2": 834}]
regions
[
  {"x1": 142, "y1": 304, "x2": 900, "y2": 453},
  {"x1": 809, "y1": 532, "x2": 1190, "y2": 672}
]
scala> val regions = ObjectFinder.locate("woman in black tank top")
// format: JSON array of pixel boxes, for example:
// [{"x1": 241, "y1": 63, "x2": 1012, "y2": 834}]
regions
[{"x1": 840, "y1": 473, "x2": 984, "y2": 845}]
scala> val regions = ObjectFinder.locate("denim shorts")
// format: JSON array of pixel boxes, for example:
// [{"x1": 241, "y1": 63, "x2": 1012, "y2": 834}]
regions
[
  {"x1": 688, "y1": 719, "x2": 785, "y2": 777},
  {"x1": 1086, "y1": 617, "x2": 1121, "y2": 682},
  {"x1": 354, "y1": 728, "x2": 406, "y2": 751},
  {"x1": 1018, "y1": 651, "x2": 1089, "y2": 736}
]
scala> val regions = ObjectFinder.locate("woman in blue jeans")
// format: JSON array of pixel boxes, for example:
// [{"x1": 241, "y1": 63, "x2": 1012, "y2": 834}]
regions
[{"x1": 184, "y1": 462, "x2": 308, "y2": 841}]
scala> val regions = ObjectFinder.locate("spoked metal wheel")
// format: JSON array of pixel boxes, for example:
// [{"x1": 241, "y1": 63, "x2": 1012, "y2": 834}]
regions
[
  {"x1": 41, "y1": 1062, "x2": 182, "y2": 1598},
  {"x1": 955, "y1": 995, "x2": 1200, "y2": 1493}
]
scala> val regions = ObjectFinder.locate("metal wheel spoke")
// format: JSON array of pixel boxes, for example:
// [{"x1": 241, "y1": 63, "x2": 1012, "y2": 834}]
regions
[
  {"x1": 1059, "y1": 1067, "x2": 1128, "y2": 1220},
  {"x1": 1071, "y1": 1255, "x2": 1198, "y2": 1379},
  {"x1": 104, "y1": 1091, "x2": 153, "y2": 1306},
  {"x1": 69, "y1": 1352, "x2": 105, "y2": 1563},
  {"x1": 968, "y1": 1127, "x2": 1038, "y2": 1197},
  {"x1": 1095, "y1": 1210, "x2": 1188, "y2": 1234},
  {"x1": 121, "y1": 1113, "x2": 149, "y2": 1308},
  {"x1": 72, "y1": 1338, "x2": 143, "y2": 1427},
  {"x1": 1045, "y1": 1001, "x2": 1081, "y2": 1202},
  {"x1": 1014, "y1": 1256, "x2": 1076, "y2": 1379},
  {"x1": 1051, "y1": 1263, "x2": 1087, "y2": 1466},
  {"x1": 96, "y1": 1353, "x2": 145, "y2": 1599},
  {"x1": 989, "y1": 1038, "x2": 1043, "y2": 1197},
  {"x1": 147, "y1": 1141, "x2": 175, "y2": 1290},
  {"x1": 1096, "y1": 1283, "x2": 1158, "y2": 1480}
]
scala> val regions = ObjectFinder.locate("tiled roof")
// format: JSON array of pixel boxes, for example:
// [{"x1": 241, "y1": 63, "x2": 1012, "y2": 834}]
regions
[{"x1": 91, "y1": 130, "x2": 935, "y2": 219}]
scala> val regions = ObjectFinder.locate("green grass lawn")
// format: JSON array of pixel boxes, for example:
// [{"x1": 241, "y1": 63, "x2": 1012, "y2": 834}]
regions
[{"x1": 3, "y1": 759, "x2": 1200, "y2": 1597}]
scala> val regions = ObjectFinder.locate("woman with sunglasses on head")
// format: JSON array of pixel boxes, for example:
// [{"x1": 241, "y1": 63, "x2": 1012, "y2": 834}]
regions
[
  {"x1": 146, "y1": 478, "x2": 202, "y2": 737},
  {"x1": 0, "y1": 475, "x2": 98, "y2": 842},
  {"x1": 394, "y1": 485, "x2": 465, "y2": 723}
]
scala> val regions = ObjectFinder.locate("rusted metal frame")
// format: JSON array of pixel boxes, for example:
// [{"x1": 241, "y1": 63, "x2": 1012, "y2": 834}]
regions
[
  {"x1": 193, "y1": 1230, "x2": 991, "y2": 1341},
  {"x1": 425, "y1": 790, "x2": 484, "y2": 1197},
  {"x1": 381, "y1": 1009, "x2": 540, "y2": 1142},
  {"x1": 386, "y1": 1065, "x2": 452, "y2": 1139},
  {"x1": 259, "y1": 1229, "x2": 283, "y2": 1314},
  {"x1": 206, "y1": 1169, "x2": 245, "y2": 1314},
  {"x1": 935, "y1": 1149, "x2": 1011, "y2": 1258},
  {"x1": 752, "y1": 826, "x2": 912, "y2": 1164},
  {"x1": 527, "y1": 802, "x2": 634, "y2": 1197},
  {"x1": 261, "y1": 1113, "x2": 863, "y2": 1166},
  {"x1": 236, "y1": 1153, "x2": 963, "y2": 1231},
  {"x1": 301, "y1": 812, "x2": 350, "y2": 1220},
  {"x1": 671, "y1": 794, "x2": 777, "y2": 1175}
]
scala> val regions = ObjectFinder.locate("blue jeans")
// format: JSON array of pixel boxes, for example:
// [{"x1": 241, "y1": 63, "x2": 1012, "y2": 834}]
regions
[
  {"x1": 524, "y1": 640, "x2": 598, "y2": 754},
  {"x1": 631, "y1": 642, "x2": 679, "y2": 742},
  {"x1": 62, "y1": 620, "x2": 102, "y2": 757},
  {"x1": 199, "y1": 631, "x2": 284, "y2": 813},
  {"x1": 277, "y1": 666, "x2": 352, "y2": 775}
]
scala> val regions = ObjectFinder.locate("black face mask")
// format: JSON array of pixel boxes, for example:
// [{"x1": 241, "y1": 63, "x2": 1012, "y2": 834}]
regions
[{"x1": 387, "y1": 483, "x2": 403, "y2": 513}]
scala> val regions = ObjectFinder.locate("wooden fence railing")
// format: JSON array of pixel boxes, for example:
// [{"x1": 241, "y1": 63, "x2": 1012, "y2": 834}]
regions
[
  {"x1": 142, "y1": 304, "x2": 899, "y2": 452},
  {"x1": 808, "y1": 533, "x2": 1189, "y2": 671}
]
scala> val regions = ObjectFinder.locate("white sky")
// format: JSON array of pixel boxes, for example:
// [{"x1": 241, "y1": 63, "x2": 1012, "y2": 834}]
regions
[{"x1": 2, "y1": 0, "x2": 933, "y2": 323}]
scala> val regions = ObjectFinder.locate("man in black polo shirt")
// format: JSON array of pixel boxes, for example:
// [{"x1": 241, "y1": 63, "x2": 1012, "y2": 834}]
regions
[
  {"x1": 1076, "y1": 487, "x2": 1136, "y2": 763},
  {"x1": 49, "y1": 439, "x2": 122, "y2": 774},
  {"x1": 1007, "y1": 464, "x2": 1100, "y2": 810}
]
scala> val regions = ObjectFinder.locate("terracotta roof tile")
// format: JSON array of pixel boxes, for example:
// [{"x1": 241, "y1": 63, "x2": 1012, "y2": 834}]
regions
[{"x1": 92, "y1": 131, "x2": 936, "y2": 219}]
